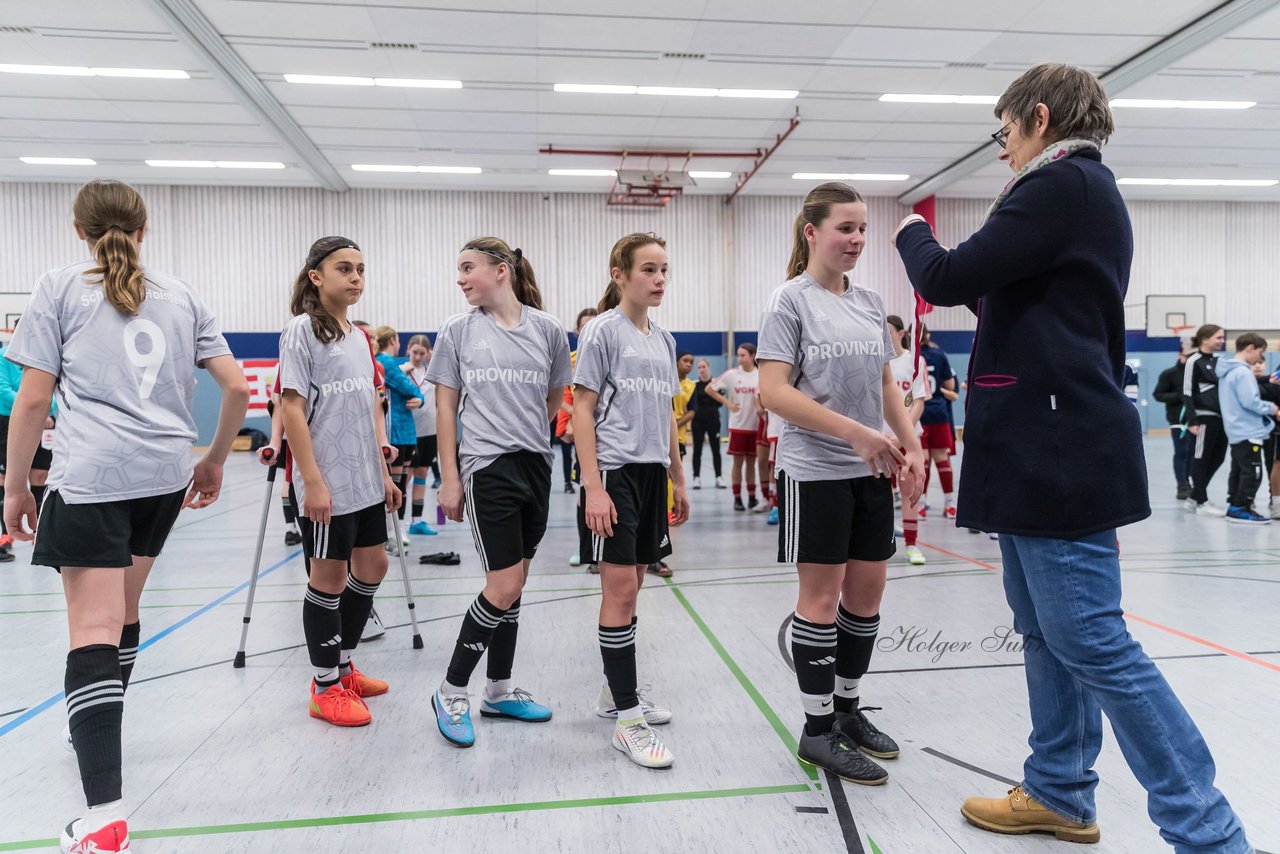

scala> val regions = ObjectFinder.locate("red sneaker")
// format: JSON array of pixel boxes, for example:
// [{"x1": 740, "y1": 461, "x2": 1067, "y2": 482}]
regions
[
  {"x1": 944, "y1": 506, "x2": 957, "y2": 520},
  {"x1": 340, "y1": 664, "x2": 388, "y2": 698},
  {"x1": 61, "y1": 816, "x2": 129, "y2": 852},
  {"x1": 309, "y1": 682, "x2": 371, "y2": 727}
]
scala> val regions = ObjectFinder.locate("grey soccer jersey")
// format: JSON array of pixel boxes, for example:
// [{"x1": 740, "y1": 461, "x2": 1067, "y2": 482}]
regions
[
  {"x1": 402, "y1": 363, "x2": 437, "y2": 437},
  {"x1": 573, "y1": 309, "x2": 679, "y2": 471},
  {"x1": 278, "y1": 314, "x2": 384, "y2": 516},
  {"x1": 6, "y1": 260, "x2": 231, "y2": 503},
  {"x1": 756, "y1": 273, "x2": 895, "y2": 481},
  {"x1": 427, "y1": 305, "x2": 572, "y2": 481}
]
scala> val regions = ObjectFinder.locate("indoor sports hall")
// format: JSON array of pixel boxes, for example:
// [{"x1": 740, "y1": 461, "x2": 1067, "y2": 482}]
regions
[{"x1": 1, "y1": 2, "x2": 1278, "y2": 853}]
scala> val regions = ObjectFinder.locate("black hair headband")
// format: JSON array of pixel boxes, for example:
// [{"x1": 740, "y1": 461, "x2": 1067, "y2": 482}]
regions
[{"x1": 313, "y1": 243, "x2": 359, "y2": 267}]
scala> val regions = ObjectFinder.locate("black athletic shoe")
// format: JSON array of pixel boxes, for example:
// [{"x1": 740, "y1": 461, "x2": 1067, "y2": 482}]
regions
[
  {"x1": 0, "y1": 546, "x2": 13, "y2": 564},
  {"x1": 748, "y1": 497, "x2": 760, "y2": 511},
  {"x1": 285, "y1": 529, "x2": 302, "y2": 546},
  {"x1": 733, "y1": 497, "x2": 746, "y2": 512},
  {"x1": 1176, "y1": 484, "x2": 1192, "y2": 501},
  {"x1": 563, "y1": 483, "x2": 575, "y2": 494},
  {"x1": 836, "y1": 706, "x2": 900, "y2": 759},
  {"x1": 797, "y1": 727, "x2": 888, "y2": 786}
]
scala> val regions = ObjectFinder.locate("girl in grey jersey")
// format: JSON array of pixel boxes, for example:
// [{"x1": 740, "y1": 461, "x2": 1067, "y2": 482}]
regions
[
  {"x1": 756, "y1": 183, "x2": 925, "y2": 786},
  {"x1": 572, "y1": 233, "x2": 690, "y2": 770},
  {"x1": 2, "y1": 180, "x2": 249, "y2": 853},
  {"x1": 427, "y1": 237, "x2": 571, "y2": 749},
  {"x1": 279, "y1": 236, "x2": 401, "y2": 730}
]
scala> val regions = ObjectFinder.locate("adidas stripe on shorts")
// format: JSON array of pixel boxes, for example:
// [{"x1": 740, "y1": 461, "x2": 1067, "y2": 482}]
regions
[
  {"x1": 579, "y1": 462, "x2": 672, "y2": 567},
  {"x1": 297, "y1": 501, "x2": 386, "y2": 561}
]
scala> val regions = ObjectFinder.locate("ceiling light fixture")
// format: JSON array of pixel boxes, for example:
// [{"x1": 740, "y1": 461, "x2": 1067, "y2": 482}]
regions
[
  {"x1": 284, "y1": 74, "x2": 375, "y2": 86},
  {"x1": 20, "y1": 156, "x2": 96, "y2": 166},
  {"x1": 879, "y1": 94, "x2": 998, "y2": 105},
  {"x1": 352, "y1": 164, "x2": 481, "y2": 174},
  {"x1": 1109, "y1": 99, "x2": 1255, "y2": 109},
  {"x1": 792, "y1": 172, "x2": 911, "y2": 181},
  {"x1": 145, "y1": 160, "x2": 285, "y2": 169},
  {"x1": 372, "y1": 77, "x2": 463, "y2": 89},
  {"x1": 1117, "y1": 177, "x2": 1276, "y2": 187},
  {"x1": 548, "y1": 168, "x2": 617, "y2": 177},
  {"x1": 555, "y1": 82, "x2": 797, "y2": 99},
  {"x1": 0, "y1": 63, "x2": 188, "y2": 79}
]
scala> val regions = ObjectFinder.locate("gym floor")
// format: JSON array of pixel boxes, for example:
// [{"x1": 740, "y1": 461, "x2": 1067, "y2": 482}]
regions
[{"x1": 1, "y1": 437, "x2": 1276, "y2": 853}]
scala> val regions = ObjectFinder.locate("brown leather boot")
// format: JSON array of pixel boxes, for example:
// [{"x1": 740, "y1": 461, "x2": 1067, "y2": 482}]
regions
[{"x1": 961, "y1": 786, "x2": 1101, "y2": 844}]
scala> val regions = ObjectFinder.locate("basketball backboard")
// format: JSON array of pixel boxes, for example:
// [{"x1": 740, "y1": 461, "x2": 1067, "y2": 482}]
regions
[{"x1": 1145, "y1": 294, "x2": 1206, "y2": 338}]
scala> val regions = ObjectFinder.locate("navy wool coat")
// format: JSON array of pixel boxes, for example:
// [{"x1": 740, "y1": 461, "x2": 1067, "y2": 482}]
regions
[{"x1": 895, "y1": 148, "x2": 1151, "y2": 538}]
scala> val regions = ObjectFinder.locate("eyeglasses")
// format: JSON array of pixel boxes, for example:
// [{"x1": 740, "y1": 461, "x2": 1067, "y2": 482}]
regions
[{"x1": 991, "y1": 122, "x2": 1013, "y2": 149}]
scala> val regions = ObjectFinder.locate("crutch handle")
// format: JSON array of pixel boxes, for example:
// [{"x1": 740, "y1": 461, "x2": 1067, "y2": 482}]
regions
[{"x1": 261, "y1": 448, "x2": 274, "y2": 463}]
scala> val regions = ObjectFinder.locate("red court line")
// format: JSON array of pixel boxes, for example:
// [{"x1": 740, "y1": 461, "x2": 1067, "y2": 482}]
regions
[
  {"x1": 917, "y1": 541, "x2": 1280, "y2": 675},
  {"x1": 917, "y1": 541, "x2": 997, "y2": 571},
  {"x1": 1124, "y1": 613, "x2": 1280, "y2": 674}
]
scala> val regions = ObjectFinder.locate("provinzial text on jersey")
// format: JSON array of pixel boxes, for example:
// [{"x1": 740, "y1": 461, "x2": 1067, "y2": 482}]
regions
[
  {"x1": 320, "y1": 376, "x2": 376, "y2": 397},
  {"x1": 463, "y1": 367, "x2": 549, "y2": 385},
  {"x1": 615, "y1": 377, "x2": 673, "y2": 395},
  {"x1": 805, "y1": 340, "x2": 885, "y2": 360}
]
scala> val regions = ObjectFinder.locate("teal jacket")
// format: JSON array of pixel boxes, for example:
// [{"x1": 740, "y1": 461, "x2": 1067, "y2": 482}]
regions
[
  {"x1": 0, "y1": 345, "x2": 57, "y2": 419},
  {"x1": 375, "y1": 353, "x2": 424, "y2": 446}
]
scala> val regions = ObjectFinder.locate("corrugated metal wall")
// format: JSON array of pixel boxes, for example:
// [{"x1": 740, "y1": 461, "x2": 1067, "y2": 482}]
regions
[{"x1": 4, "y1": 182, "x2": 1278, "y2": 334}]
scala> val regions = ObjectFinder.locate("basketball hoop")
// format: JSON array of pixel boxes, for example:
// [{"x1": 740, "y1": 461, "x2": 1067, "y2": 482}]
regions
[{"x1": 608, "y1": 152, "x2": 694, "y2": 207}]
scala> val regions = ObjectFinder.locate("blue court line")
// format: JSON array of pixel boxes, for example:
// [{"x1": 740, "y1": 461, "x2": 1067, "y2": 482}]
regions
[{"x1": 0, "y1": 550, "x2": 302, "y2": 739}]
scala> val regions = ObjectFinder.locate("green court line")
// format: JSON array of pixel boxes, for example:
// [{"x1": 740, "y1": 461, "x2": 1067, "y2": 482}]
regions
[
  {"x1": 663, "y1": 578, "x2": 818, "y2": 782},
  {"x1": 0, "y1": 784, "x2": 810, "y2": 851}
]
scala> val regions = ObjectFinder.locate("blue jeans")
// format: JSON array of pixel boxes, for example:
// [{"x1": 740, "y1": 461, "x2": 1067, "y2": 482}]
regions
[
  {"x1": 999, "y1": 531, "x2": 1251, "y2": 854},
  {"x1": 1172, "y1": 428, "x2": 1195, "y2": 488}
]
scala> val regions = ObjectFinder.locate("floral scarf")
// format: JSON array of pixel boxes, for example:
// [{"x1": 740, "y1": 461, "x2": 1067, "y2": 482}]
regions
[{"x1": 984, "y1": 138, "x2": 1100, "y2": 223}]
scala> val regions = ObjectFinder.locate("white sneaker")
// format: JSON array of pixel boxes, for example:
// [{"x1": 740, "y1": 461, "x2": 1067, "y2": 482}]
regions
[
  {"x1": 715, "y1": 476, "x2": 727, "y2": 489},
  {"x1": 596, "y1": 683, "x2": 672, "y2": 725},
  {"x1": 1272, "y1": 501, "x2": 1280, "y2": 521},
  {"x1": 752, "y1": 501, "x2": 772, "y2": 514},
  {"x1": 894, "y1": 526, "x2": 904, "y2": 538},
  {"x1": 988, "y1": 532, "x2": 999, "y2": 540},
  {"x1": 1183, "y1": 498, "x2": 1200, "y2": 513},
  {"x1": 401, "y1": 529, "x2": 411, "y2": 548},
  {"x1": 569, "y1": 553, "x2": 582, "y2": 567},
  {"x1": 60, "y1": 802, "x2": 129, "y2": 854},
  {"x1": 1198, "y1": 501, "x2": 1229, "y2": 518},
  {"x1": 613, "y1": 715, "x2": 674, "y2": 768},
  {"x1": 905, "y1": 545, "x2": 926, "y2": 566},
  {"x1": 361, "y1": 607, "x2": 386, "y2": 641},
  {"x1": 692, "y1": 476, "x2": 701, "y2": 490}
]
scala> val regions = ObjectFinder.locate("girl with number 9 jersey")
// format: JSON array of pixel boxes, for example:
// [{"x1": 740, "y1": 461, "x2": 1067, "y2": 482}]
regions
[{"x1": 3, "y1": 179, "x2": 249, "y2": 854}]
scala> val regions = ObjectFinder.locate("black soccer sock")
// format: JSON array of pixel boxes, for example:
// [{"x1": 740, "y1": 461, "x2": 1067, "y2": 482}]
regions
[
  {"x1": 790, "y1": 613, "x2": 837, "y2": 736},
  {"x1": 485, "y1": 597, "x2": 521, "y2": 682},
  {"x1": 834, "y1": 605, "x2": 879, "y2": 714},
  {"x1": 66, "y1": 644, "x2": 124, "y2": 807},
  {"x1": 444, "y1": 593, "x2": 507, "y2": 688},
  {"x1": 411, "y1": 500, "x2": 425, "y2": 522},
  {"x1": 281, "y1": 494, "x2": 296, "y2": 526},
  {"x1": 303, "y1": 585, "x2": 342, "y2": 688},
  {"x1": 338, "y1": 575, "x2": 381, "y2": 672},
  {"x1": 118, "y1": 622, "x2": 141, "y2": 692},
  {"x1": 599, "y1": 623, "x2": 639, "y2": 713},
  {"x1": 0, "y1": 485, "x2": 6, "y2": 536},
  {"x1": 31, "y1": 484, "x2": 47, "y2": 510},
  {"x1": 397, "y1": 473, "x2": 410, "y2": 520}
]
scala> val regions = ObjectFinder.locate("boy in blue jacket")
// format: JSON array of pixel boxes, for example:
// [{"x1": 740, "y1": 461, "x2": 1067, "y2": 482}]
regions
[{"x1": 1216, "y1": 332, "x2": 1277, "y2": 524}]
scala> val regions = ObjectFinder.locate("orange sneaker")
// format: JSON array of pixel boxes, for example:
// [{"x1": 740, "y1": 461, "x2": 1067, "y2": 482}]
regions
[
  {"x1": 0, "y1": 534, "x2": 13, "y2": 548},
  {"x1": 340, "y1": 664, "x2": 388, "y2": 698},
  {"x1": 309, "y1": 682, "x2": 371, "y2": 727}
]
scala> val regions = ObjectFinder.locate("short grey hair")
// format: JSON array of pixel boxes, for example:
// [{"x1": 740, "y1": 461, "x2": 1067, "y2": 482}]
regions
[{"x1": 994, "y1": 63, "x2": 1115, "y2": 145}]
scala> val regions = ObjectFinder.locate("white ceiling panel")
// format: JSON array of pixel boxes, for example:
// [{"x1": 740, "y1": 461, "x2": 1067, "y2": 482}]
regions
[{"x1": 3, "y1": 0, "x2": 1279, "y2": 199}]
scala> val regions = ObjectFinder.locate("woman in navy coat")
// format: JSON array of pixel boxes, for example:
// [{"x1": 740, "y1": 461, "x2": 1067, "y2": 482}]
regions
[{"x1": 893, "y1": 63, "x2": 1250, "y2": 853}]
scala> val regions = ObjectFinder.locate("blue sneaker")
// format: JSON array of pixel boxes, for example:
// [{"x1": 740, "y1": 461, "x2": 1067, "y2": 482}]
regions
[
  {"x1": 480, "y1": 688, "x2": 553, "y2": 722},
  {"x1": 767, "y1": 506, "x2": 779, "y2": 526},
  {"x1": 433, "y1": 691, "x2": 475, "y2": 747},
  {"x1": 408, "y1": 521, "x2": 438, "y2": 536},
  {"x1": 431, "y1": 477, "x2": 442, "y2": 489},
  {"x1": 1226, "y1": 505, "x2": 1270, "y2": 525}
]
